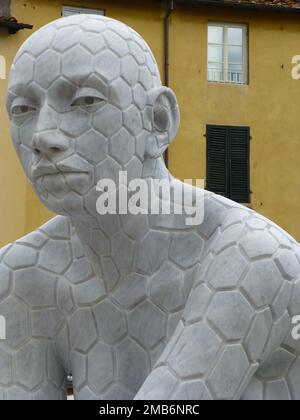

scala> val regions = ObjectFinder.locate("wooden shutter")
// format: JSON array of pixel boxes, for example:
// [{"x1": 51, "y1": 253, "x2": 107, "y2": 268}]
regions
[
  {"x1": 229, "y1": 126, "x2": 250, "y2": 203},
  {"x1": 206, "y1": 125, "x2": 228, "y2": 197},
  {"x1": 206, "y1": 125, "x2": 250, "y2": 203}
]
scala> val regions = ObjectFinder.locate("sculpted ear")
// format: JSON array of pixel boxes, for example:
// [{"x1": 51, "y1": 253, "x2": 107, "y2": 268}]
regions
[{"x1": 145, "y1": 87, "x2": 180, "y2": 159}]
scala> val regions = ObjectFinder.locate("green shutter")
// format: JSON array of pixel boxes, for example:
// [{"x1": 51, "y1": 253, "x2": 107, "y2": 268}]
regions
[
  {"x1": 206, "y1": 125, "x2": 250, "y2": 203},
  {"x1": 229, "y1": 126, "x2": 250, "y2": 203},
  {"x1": 206, "y1": 125, "x2": 228, "y2": 197}
]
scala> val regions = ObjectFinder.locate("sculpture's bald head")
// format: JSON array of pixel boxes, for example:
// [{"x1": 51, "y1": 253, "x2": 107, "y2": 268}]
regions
[
  {"x1": 10, "y1": 14, "x2": 162, "y2": 90},
  {"x1": 6, "y1": 15, "x2": 179, "y2": 217}
]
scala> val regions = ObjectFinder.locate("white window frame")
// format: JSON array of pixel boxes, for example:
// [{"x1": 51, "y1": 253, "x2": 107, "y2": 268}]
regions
[
  {"x1": 62, "y1": 6, "x2": 105, "y2": 17},
  {"x1": 207, "y1": 22, "x2": 248, "y2": 85}
]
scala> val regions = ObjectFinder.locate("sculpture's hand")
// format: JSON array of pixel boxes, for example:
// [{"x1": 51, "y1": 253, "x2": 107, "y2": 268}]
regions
[{"x1": 135, "y1": 226, "x2": 294, "y2": 400}]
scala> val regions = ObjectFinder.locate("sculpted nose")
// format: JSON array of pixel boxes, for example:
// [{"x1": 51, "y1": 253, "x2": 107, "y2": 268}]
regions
[
  {"x1": 32, "y1": 131, "x2": 69, "y2": 157},
  {"x1": 32, "y1": 104, "x2": 69, "y2": 157}
]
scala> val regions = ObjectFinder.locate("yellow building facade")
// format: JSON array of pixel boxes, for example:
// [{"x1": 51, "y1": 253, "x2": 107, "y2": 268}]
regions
[{"x1": 1, "y1": 0, "x2": 300, "y2": 247}]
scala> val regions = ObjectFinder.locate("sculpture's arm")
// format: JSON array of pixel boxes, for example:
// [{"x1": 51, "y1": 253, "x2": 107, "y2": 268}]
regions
[
  {"x1": 0, "y1": 244, "x2": 67, "y2": 400},
  {"x1": 135, "y1": 228, "x2": 294, "y2": 400}
]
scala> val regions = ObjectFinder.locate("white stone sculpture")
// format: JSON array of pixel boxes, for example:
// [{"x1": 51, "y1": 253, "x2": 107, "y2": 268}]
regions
[{"x1": 0, "y1": 14, "x2": 300, "y2": 400}]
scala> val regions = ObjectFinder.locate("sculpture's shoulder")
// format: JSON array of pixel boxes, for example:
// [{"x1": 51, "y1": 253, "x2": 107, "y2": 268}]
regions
[
  {"x1": 0, "y1": 216, "x2": 78, "y2": 308},
  {"x1": 0, "y1": 215, "x2": 73, "y2": 271},
  {"x1": 206, "y1": 192, "x2": 299, "y2": 250},
  {"x1": 204, "y1": 193, "x2": 300, "y2": 292}
]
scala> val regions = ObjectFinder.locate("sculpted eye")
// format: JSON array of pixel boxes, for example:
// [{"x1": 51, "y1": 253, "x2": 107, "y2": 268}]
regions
[
  {"x1": 11, "y1": 105, "x2": 36, "y2": 116},
  {"x1": 71, "y1": 96, "x2": 104, "y2": 108}
]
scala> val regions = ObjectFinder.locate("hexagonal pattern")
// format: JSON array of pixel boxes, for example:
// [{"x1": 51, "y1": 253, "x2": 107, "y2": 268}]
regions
[
  {"x1": 137, "y1": 231, "x2": 169, "y2": 275},
  {"x1": 14, "y1": 267, "x2": 56, "y2": 307},
  {"x1": 116, "y1": 338, "x2": 149, "y2": 392},
  {"x1": 207, "y1": 247, "x2": 248, "y2": 289},
  {"x1": 112, "y1": 273, "x2": 147, "y2": 309},
  {"x1": 39, "y1": 240, "x2": 72, "y2": 274},
  {"x1": 241, "y1": 260, "x2": 282, "y2": 308},
  {"x1": 207, "y1": 291, "x2": 253, "y2": 340},
  {"x1": 0, "y1": 348, "x2": 12, "y2": 386},
  {"x1": 80, "y1": 32, "x2": 106, "y2": 55},
  {"x1": 35, "y1": 50, "x2": 61, "y2": 88},
  {"x1": 168, "y1": 322, "x2": 222, "y2": 378},
  {"x1": 65, "y1": 259, "x2": 94, "y2": 285},
  {"x1": 62, "y1": 46, "x2": 92, "y2": 81},
  {"x1": 150, "y1": 262, "x2": 185, "y2": 312},
  {"x1": 109, "y1": 78, "x2": 133, "y2": 109},
  {"x1": 110, "y1": 128, "x2": 135, "y2": 165},
  {"x1": 240, "y1": 231, "x2": 279, "y2": 260},
  {"x1": 123, "y1": 105, "x2": 143, "y2": 136},
  {"x1": 128, "y1": 301, "x2": 166, "y2": 348},
  {"x1": 275, "y1": 249, "x2": 300, "y2": 280},
  {"x1": 9, "y1": 53, "x2": 35, "y2": 86},
  {"x1": 94, "y1": 50, "x2": 121, "y2": 82},
  {"x1": 69, "y1": 309, "x2": 98, "y2": 353},
  {"x1": 96, "y1": 156, "x2": 122, "y2": 182},
  {"x1": 287, "y1": 358, "x2": 300, "y2": 400},
  {"x1": 16, "y1": 340, "x2": 46, "y2": 391},
  {"x1": 171, "y1": 380, "x2": 212, "y2": 400},
  {"x1": 4, "y1": 244, "x2": 37, "y2": 269},
  {"x1": 258, "y1": 348, "x2": 295, "y2": 379},
  {"x1": 90, "y1": 229, "x2": 111, "y2": 257},
  {"x1": 23, "y1": 26, "x2": 56, "y2": 57},
  {"x1": 112, "y1": 233, "x2": 135, "y2": 275},
  {"x1": 3, "y1": 12, "x2": 300, "y2": 401},
  {"x1": 133, "y1": 84, "x2": 147, "y2": 110},
  {"x1": 182, "y1": 283, "x2": 212, "y2": 324},
  {"x1": 76, "y1": 130, "x2": 108, "y2": 164},
  {"x1": 52, "y1": 27, "x2": 82, "y2": 53},
  {"x1": 60, "y1": 107, "x2": 91, "y2": 138},
  {"x1": 93, "y1": 104, "x2": 123, "y2": 137},
  {"x1": 93, "y1": 300, "x2": 127, "y2": 344},
  {"x1": 0, "y1": 296, "x2": 29, "y2": 349},
  {"x1": 87, "y1": 342, "x2": 114, "y2": 394},
  {"x1": 32, "y1": 308, "x2": 64, "y2": 338},
  {"x1": 208, "y1": 345, "x2": 250, "y2": 400},
  {"x1": 169, "y1": 233, "x2": 203, "y2": 269},
  {"x1": 134, "y1": 366, "x2": 178, "y2": 400},
  {"x1": 121, "y1": 55, "x2": 139, "y2": 85},
  {"x1": 104, "y1": 30, "x2": 130, "y2": 57},
  {"x1": 102, "y1": 256, "x2": 120, "y2": 291},
  {"x1": 265, "y1": 379, "x2": 290, "y2": 400},
  {"x1": 244, "y1": 308, "x2": 273, "y2": 362}
]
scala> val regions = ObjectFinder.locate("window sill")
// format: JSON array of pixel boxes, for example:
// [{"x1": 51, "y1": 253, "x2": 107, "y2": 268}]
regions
[{"x1": 207, "y1": 80, "x2": 248, "y2": 86}]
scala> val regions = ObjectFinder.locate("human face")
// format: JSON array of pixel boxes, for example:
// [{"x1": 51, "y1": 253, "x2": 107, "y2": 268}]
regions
[{"x1": 7, "y1": 18, "x2": 157, "y2": 217}]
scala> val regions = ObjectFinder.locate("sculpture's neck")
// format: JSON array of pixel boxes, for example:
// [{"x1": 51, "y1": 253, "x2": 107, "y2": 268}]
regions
[
  {"x1": 71, "y1": 157, "x2": 171, "y2": 282},
  {"x1": 142, "y1": 156, "x2": 171, "y2": 181}
]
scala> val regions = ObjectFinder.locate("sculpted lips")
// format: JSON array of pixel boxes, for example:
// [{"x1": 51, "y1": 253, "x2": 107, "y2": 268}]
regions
[{"x1": 32, "y1": 165, "x2": 89, "y2": 181}]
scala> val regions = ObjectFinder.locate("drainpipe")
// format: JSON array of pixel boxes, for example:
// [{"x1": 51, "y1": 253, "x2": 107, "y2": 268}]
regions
[
  {"x1": 164, "y1": 0, "x2": 174, "y2": 168},
  {"x1": 0, "y1": 0, "x2": 11, "y2": 17}
]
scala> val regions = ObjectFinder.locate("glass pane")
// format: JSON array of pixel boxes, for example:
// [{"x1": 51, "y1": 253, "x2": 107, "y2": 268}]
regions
[
  {"x1": 208, "y1": 62, "x2": 224, "y2": 82},
  {"x1": 208, "y1": 44, "x2": 223, "y2": 63},
  {"x1": 228, "y1": 27, "x2": 243, "y2": 46},
  {"x1": 62, "y1": 6, "x2": 104, "y2": 16},
  {"x1": 228, "y1": 63, "x2": 244, "y2": 83},
  {"x1": 228, "y1": 46, "x2": 243, "y2": 64},
  {"x1": 208, "y1": 26, "x2": 223, "y2": 44}
]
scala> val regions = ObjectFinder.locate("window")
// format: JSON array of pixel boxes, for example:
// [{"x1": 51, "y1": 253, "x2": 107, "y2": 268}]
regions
[
  {"x1": 208, "y1": 23, "x2": 248, "y2": 84},
  {"x1": 62, "y1": 6, "x2": 105, "y2": 17},
  {"x1": 206, "y1": 125, "x2": 250, "y2": 203}
]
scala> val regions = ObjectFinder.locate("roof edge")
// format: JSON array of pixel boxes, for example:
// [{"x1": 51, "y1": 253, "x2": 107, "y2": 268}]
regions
[{"x1": 174, "y1": 0, "x2": 300, "y2": 13}]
